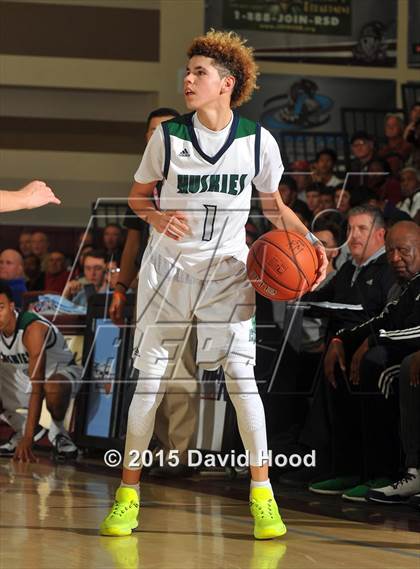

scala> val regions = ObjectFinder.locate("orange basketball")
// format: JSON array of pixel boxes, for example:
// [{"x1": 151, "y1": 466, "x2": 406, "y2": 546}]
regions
[{"x1": 247, "y1": 230, "x2": 318, "y2": 301}]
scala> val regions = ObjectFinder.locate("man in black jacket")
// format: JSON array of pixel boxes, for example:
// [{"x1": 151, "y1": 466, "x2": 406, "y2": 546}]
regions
[
  {"x1": 303, "y1": 205, "x2": 398, "y2": 498},
  {"x1": 324, "y1": 222, "x2": 420, "y2": 505},
  {"x1": 302, "y1": 204, "x2": 395, "y2": 333}
]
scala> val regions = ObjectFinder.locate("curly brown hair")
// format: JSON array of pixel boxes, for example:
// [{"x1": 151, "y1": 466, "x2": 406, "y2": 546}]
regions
[{"x1": 187, "y1": 30, "x2": 259, "y2": 109}]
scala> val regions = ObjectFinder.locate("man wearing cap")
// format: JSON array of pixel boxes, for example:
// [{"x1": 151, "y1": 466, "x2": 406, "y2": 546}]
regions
[{"x1": 348, "y1": 131, "x2": 376, "y2": 190}]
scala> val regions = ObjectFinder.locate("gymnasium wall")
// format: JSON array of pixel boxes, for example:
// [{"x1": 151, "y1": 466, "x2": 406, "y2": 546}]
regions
[{"x1": 0, "y1": 0, "x2": 205, "y2": 227}]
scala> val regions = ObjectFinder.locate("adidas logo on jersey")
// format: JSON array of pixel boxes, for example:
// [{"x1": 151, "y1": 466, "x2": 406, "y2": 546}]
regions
[{"x1": 178, "y1": 148, "x2": 190, "y2": 157}]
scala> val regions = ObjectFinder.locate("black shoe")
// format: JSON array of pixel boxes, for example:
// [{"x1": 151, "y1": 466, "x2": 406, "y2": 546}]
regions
[
  {"x1": 149, "y1": 462, "x2": 194, "y2": 478},
  {"x1": 51, "y1": 433, "x2": 78, "y2": 462}
]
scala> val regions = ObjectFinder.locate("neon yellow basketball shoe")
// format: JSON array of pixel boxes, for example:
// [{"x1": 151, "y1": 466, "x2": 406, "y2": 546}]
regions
[
  {"x1": 100, "y1": 487, "x2": 140, "y2": 537},
  {"x1": 250, "y1": 487, "x2": 287, "y2": 540}
]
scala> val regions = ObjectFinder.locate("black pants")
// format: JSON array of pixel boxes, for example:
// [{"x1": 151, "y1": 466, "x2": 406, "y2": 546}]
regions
[
  {"x1": 400, "y1": 354, "x2": 420, "y2": 468},
  {"x1": 302, "y1": 345, "x2": 405, "y2": 480}
]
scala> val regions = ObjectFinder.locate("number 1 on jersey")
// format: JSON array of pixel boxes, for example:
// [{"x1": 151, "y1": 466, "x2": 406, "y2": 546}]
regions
[{"x1": 202, "y1": 205, "x2": 217, "y2": 241}]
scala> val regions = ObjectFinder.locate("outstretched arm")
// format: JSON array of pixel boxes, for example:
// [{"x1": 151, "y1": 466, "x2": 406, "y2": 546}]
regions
[{"x1": 0, "y1": 180, "x2": 60, "y2": 213}]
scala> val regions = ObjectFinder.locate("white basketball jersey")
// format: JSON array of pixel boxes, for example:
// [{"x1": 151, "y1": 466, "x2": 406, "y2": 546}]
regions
[
  {"x1": 134, "y1": 111, "x2": 283, "y2": 278},
  {"x1": 0, "y1": 311, "x2": 75, "y2": 383}
]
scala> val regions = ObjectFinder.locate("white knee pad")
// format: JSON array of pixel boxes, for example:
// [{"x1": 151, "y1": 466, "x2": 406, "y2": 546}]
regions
[
  {"x1": 224, "y1": 362, "x2": 267, "y2": 466},
  {"x1": 123, "y1": 372, "x2": 166, "y2": 469}
]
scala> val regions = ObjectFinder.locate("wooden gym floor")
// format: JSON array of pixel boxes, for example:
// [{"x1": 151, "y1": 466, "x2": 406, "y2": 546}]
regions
[{"x1": 0, "y1": 455, "x2": 419, "y2": 569}]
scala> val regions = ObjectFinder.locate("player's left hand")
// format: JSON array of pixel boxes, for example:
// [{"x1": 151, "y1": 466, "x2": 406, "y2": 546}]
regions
[
  {"x1": 350, "y1": 338, "x2": 369, "y2": 385},
  {"x1": 13, "y1": 438, "x2": 38, "y2": 463},
  {"x1": 409, "y1": 351, "x2": 420, "y2": 387},
  {"x1": 310, "y1": 243, "x2": 328, "y2": 291},
  {"x1": 20, "y1": 180, "x2": 61, "y2": 209}
]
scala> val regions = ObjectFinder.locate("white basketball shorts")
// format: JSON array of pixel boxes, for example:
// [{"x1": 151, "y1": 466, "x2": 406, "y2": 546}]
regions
[{"x1": 132, "y1": 251, "x2": 256, "y2": 376}]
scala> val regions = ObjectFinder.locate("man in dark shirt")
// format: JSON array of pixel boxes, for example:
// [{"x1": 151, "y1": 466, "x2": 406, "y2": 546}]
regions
[
  {"x1": 347, "y1": 131, "x2": 376, "y2": 190},
  {"x1": 302, "y1": 204, "x2": 395, "y2": 333},
  {"x1": 322, "y1": 222, "x2": 420, "y2": 504},
  {"x1": 109, "y1": 108, "x2": 198, "y2": 477},
  {"x1": 301, "y1": 205, "x2": 398, "y2": 497},
  {"x1": 278, "y1": 175, "x2": 311, "y2": 225}
]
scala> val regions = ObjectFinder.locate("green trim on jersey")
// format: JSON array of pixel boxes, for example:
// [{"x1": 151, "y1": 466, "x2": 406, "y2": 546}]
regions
[
  {"x1": 235, "y1": 116, "x2": 258, "y2": 139},
  {"x1": 166, "y1": 117, "x2": 192, "y2": 142},
  {"x1": 18, "y1": 312, "x2": 42, "y2": 332}
]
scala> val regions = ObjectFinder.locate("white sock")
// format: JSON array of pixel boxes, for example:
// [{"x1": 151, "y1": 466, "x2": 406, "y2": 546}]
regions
[
  {"x1": 407, "y1": 467, "x2": 420, "y2": 477},
  {"x1": 119, "y1": 482, "x2": 140, "y2": 497},
  {"x1": 250, "y1": 479, "x2": 272, "y2": 493},
  {"x1": 48, "y1": 419, "x2": 66, "y2": 442}
]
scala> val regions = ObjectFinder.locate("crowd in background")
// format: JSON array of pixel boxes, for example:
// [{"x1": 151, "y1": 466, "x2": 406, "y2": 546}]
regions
[{"x1": 0, "y1": 102, "x2": 419, "y2": 505}]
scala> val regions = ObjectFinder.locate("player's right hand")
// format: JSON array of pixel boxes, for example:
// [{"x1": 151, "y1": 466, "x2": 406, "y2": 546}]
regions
[
  {"x1": 109, "y1": 291, "x2": 126, "y2": 325},
  {"x1": 324, "y1": 339, "x2": 346, "y2": 388},
  {"x1": 13, "y1": 438, "x2": 38, "y2": 463},
  {"x1": 151, "y1": 210, "x2": 190, "y2": 240},
  {"x1": 20, "y1": 180, "x2": 61, "y2": 209}
]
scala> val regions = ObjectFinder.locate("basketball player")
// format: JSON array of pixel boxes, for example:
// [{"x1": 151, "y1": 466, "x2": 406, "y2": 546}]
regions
[
  {"x1": 0, "y1": 280, "x2": 81, "y2": 461},
  {"x1": 110, "y1": 107, "x2": 198, "y2": 477},
  {"x1": 0, "y1": 180, "x2": 60, "y2": 213},
  {"x1": 100, "y1": 30, "x2": 327, "y2": 539}
]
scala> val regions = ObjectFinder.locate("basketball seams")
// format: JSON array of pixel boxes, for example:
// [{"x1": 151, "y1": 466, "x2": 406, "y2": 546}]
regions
[
  {"x1": 249, "y1": 246, "x2": 298, "y2": 293},
  {"x1": 260, "y1": 234, "x2": 311, "y2": 289},
  {"x1": 247, "y1": 230, "x2": 319, "y2": 300}
]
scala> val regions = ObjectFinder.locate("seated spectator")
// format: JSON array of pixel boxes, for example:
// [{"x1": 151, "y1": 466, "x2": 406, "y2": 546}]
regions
[
  {"x1": 64, "y1": 250, "x2": 107, "y2": 307},
  {"x1": 302, "y1": 204, "x2": 394, "y2": 335},
  {"x1": 44, "y1": 251, "x2": 70, "y2": 294},
  {"x1": 289, "y1": 159, "x2": 312, "y2": 202},
  {"x1": 397, "y1": 167, "x2": 420, "y2": 220},
  {"x1": 404, "y1": 102, "x2": 420, "y2": 142},
  {"x1": 300, "y1": 207, "x2": 397, "y2": 492},
  {"x1": 278, "y1": 176, "x2": 311, "y2": 224},
  {"x1": 350, "y1": 186, "x2": 411, "y2": 227},
  {"x1": 323, "y1": 222, "x2": 420, "y2": 504},
  {"x1": 299, "y1": 223, "x2": 339, "y2": 354},
  {"x1": 348, "y1": 131, "x2": 376, "y2": 190},
  {"x1": 18, "y1": 231, "x2": 32, "y2": 258},
  {"x1": 102, "y1": 223, "x2": 124, "y2": 263},
  {"x1": 31, "y1": 231, "x2": 49, "y2": 270},
  {"x1": 379, "y1": 113, "x2": 412, "y2": 171},
  {"x1": 366, "y1": 157, "x2": 401, "y2": 205},
  {"x1": 23, "y1": 254, "x2": 45, "y2": 291},
  {"x1": 72, "y1": 244, "x2": 94, "y2": 281},
  {"x1": 76, "y1": 229, "x2": 94, "y2": 250},
  {"x1": 334, "y1": 186, "x2": 351, "y2": 217},
  {"x1": 0, "y1": 249, "x2": 27, "y2": 307},
  {"x1": 318, "y1": 186, "x2": 335, "y2": 211},
  {"x1": 381, "y1": 151, "x2": 406, "y2": 180},
  {"x1": 305, "y1": 183, "x2": 323, "y2": 217},
  {"x1": 312, "y1": 149, "x2": 341, "y2": 187}
]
